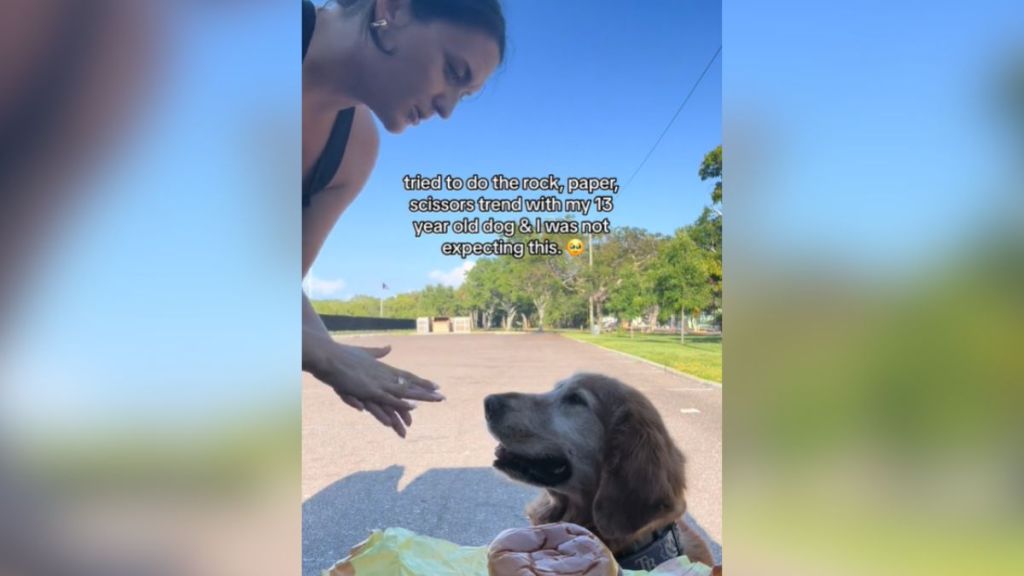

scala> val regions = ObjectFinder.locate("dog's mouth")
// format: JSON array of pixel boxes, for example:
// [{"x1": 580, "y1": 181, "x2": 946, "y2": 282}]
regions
[{"x1": 493, "y1": 444, "x2": 572, "y2": 487}]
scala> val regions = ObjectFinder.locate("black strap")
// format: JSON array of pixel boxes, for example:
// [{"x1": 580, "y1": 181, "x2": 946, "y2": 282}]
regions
[
  {"x1": 302, "y1": 0, "x2": 315, "y2": 59},
  {"x1": 302, "y1": 108, "x2": 355, "y2": 206},
  {"x1": 302, "y1": 0, "x2": 355, "y2": 208}
]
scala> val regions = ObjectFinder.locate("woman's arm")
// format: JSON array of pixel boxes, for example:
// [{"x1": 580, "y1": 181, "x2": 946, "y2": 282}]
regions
[
  {"x1": 302, "y1": 106, "x2": 378, "y2": 278},
  {"x1": 301, "y1": 106, "x2": 444, "y2": 437}
]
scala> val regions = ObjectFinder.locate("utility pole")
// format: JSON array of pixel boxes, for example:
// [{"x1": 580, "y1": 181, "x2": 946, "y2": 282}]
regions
[{"x1": 587, "y1": 232, "x2": 595, "y2": 334}]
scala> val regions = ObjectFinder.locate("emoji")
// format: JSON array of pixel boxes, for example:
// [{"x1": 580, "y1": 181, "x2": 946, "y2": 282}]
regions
[{"x1": 566, "y1": 238, "x2": 584, "y2": 257}]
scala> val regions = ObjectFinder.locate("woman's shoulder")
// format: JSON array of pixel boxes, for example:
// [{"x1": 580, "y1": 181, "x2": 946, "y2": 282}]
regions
[
  {"x1": 349, "y1": 106, "x2": 379, "y2": 152},
  {"x1": 330, "y1": 105, "x2": 379, "y2": 191}
]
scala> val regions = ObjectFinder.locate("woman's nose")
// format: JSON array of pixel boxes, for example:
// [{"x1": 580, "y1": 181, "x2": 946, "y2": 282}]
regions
[{"x1": 433, "y1": 92, "x2": 458, "y2": 120}]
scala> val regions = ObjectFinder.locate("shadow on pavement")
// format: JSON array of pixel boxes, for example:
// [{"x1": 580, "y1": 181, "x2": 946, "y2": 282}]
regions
[{"x1": 303, "y1": 465, "x2": 721, "y2": 576}]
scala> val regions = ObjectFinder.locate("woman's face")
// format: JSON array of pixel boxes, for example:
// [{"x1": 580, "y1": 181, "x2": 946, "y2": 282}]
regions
[{"x1": 361, "y1": 17, "x2": 501, "y2": 133}]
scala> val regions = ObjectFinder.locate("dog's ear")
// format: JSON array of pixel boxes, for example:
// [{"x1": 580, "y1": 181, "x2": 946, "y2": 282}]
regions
[{"x1": 592, "y1": 397, "x2": 687, "y2": 542}]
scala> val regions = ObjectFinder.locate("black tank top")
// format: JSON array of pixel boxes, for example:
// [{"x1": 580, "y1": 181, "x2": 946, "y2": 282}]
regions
[{"x1": 302, "y1": 0, "x2": 355, "y2": 208}]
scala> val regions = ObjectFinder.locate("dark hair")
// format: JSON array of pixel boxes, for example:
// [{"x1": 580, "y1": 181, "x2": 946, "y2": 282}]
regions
[{"x1": 331, "y1": 0, "x2": 506, "y2": 63}]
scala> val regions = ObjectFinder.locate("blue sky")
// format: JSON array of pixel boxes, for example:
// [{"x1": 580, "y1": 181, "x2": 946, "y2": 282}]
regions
[{"x1": 309, "y1": 0, "x2": 723, "y2": 298}]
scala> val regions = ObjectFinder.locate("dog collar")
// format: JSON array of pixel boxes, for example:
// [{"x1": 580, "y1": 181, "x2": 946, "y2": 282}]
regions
[{"x1": 615, "y1": 522, "x2": 685, "y2": 571}]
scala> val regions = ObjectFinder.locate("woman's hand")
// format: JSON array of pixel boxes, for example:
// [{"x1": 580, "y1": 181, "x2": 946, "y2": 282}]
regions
[
  {"x1": 306, "y1": 339, "x2": 445, "y2": 438},
  {"x1": 300, "y1": 292, "x2": 442, "y2": 437}
]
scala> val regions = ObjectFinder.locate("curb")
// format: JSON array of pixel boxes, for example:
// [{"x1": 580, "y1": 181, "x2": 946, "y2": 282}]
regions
[{"x1": 559, "y1": 335, "x2": 723, "y2": 389}]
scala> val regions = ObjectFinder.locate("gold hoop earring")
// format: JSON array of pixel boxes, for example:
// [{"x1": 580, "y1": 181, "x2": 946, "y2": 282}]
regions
[{"x1": 370, "y1": 18, "x2": 388, "y2": 29}]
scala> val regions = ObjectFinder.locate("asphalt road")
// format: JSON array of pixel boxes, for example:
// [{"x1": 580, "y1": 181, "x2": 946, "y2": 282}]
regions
[{"x1": 302, "y1": 332, "x2": 722, "y2": 575}]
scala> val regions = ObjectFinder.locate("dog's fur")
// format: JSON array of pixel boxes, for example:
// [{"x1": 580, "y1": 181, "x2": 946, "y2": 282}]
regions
[{"x1": 485, "y1": 373, "x2": 714, "y2": 567}]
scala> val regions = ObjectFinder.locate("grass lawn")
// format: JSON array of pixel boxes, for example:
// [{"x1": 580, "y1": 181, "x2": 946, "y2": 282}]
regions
[{"x1": 560, "y1": 331, "x2": 722, "y2": 383}]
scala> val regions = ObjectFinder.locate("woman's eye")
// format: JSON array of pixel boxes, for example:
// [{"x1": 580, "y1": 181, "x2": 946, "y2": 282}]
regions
[{"x1": 447, "y1": 62, "x2": 467, "y2": 84}]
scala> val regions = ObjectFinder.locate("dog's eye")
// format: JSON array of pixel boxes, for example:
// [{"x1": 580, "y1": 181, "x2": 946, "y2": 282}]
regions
[{"x1": 562, "y1": 392, "x2": 587, "y2": 407}]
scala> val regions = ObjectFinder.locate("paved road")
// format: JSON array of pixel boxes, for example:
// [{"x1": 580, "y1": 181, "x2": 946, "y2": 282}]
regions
[{"x1": 302, "y1": 333, "x2": 722, "y2": 575}]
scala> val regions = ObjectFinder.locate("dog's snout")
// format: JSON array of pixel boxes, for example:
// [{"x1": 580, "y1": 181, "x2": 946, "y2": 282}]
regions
[{"x1": 484, "y1": 394, "x2": 505, "y2": 421}]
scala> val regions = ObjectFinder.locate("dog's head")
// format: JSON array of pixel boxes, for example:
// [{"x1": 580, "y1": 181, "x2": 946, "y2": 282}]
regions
[{"x1": 484, "y1": 373, "x2": 688, "y2": 543}]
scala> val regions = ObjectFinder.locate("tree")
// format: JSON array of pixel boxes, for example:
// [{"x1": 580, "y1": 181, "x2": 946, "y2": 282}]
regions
[
  {"x1": 312, "y1": 296, "x2": 378, "y2": 317},
  {"x1": 509, "y1": 229, "x2": 584, "y2": 331},
  {"x1": 461, "y1": 257, "x2": 528, "y2": 330},
  {"x1": 384, "y1": 292, "x2": 421, "y2": 319},
  {"x1": 699, "y1": 145, "x2": 722, "y2": 206},
  {"x1": 600, "y1": 227, "x2": 663, "y2": 336},
  {"x1": 652, "y1": 230, "x2": 712, "y2": 343},
  {"x1": 514, "y1": 256, "x2": 563, "y2": 330},
  {"x1": 491, "y1": 258, "x2": 531, "y2": 330},
  {"x1": 460, "y1": 258, "x2": 501, "y2": 328},
  {"x1": 417, "y1": 284, "x2": 460, "y2": 317},
  {"x1": 693, "y1": 144, "x2": 724, "y2": 328},
  {"x1": 585, "y1": 224, "x2": 663, "y2": 332},
  {"x1": 607, "y1": 270, "x2": 656, "y2": 337},
  {"x1": 688, "y1": 207, "x2": 722, "y2": 324},
  {"x1": 546, "y1": 289, "x2": 588, "y2": 329}
]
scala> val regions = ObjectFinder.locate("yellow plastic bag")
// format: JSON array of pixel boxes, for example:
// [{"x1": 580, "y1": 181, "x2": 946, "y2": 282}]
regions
[
  {"x1": 323, "y1": 527, "x2": 714, "y2": 576},
  {"x1": 324, "y1": 528, "x2": 487, "y2": 576}
]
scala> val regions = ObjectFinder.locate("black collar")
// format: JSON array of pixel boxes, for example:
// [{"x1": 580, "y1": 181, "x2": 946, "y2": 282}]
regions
[{"x1": 615, "y1": 522, "x2": 685, "y2": 571}]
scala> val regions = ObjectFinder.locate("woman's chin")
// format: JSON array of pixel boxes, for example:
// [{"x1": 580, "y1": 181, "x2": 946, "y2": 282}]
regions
[{"x1": 381, "y1": 114, "x2": 411, "y2": 134}]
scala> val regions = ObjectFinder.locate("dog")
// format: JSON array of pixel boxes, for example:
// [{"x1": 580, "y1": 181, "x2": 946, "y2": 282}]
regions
[{"x1": 484, "y1": 373, "x2": 715, "y2": 570}]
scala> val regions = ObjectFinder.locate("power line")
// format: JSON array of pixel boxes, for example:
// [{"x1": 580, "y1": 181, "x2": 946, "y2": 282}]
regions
[{"x1": 623, "y1": 45, "x2": 721, "y2": 190}]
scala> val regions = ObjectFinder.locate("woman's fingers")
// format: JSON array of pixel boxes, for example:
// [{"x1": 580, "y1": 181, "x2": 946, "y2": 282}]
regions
[
  {"x1": 339, "y1": 394, "x2": 365, "y2": 411},
  {"x1": 364, "y1": 402, "x2": 393, "y2": 429},
  {"x1": 394, "y1": 386, "x2": 445, "y2": 402},
  {"x1": 414, "y1": 377, "x2": 441, "y2": 392},
  {"x1": 331, "y1": 386, "x2": 365, "y2": 411},
  {"x1": 355, "y1": 345, "x2": 391, "y2": 359},
  {"x1": 323, "y1": 345, "x2": 441, "y2": 433},
  {"x1": 365, "y1": 402, "x2": 406, "y2": 438},
  {"x1": 372, "y1": 391, "x2": 418, "y2": 411},
  {"x1": 399, "y1": 370, "x2": 440, "y2": 392},
  {"x1": 391, "y1": 371, "x2": 445, "y2": 401},
  {"x1": 397, "y1": 407, "x2": 413, "y2": 427},
  {"x1": 387, "y1": 410, "x2": 407, "y2": 438}
]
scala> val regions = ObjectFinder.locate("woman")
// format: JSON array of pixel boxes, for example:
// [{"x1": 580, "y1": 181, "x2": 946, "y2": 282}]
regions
[{"x1": 301, "y1": 0, "x2": 506, "y2": 437}]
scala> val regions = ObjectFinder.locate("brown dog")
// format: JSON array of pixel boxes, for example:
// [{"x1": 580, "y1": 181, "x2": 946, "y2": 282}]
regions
[{"x1": 484, "y1": 373, "x2": 714, "y2": 570}]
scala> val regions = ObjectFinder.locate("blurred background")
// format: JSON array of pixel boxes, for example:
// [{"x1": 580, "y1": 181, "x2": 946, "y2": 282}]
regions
[
  {"x1": 2, "y1": 0, "x2": 1022, "y2": 575},
  {"x1": 726, "y1": 1, "x2": 1024, "y2": 574},
  {"x1": 0, "y1": 1, "x2": 299, "y2": 575}
]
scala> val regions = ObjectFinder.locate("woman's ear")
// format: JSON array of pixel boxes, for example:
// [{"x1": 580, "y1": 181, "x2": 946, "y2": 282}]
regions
[
  {"x1": 369, "y1": 0, "x2": 411, "y2": 54},
  {"x1": 374, "y1": 0, "x2": 412, "y2": 27},
  {"x1": 591, "y1": 400, "x2": 687, "y2": 542}
]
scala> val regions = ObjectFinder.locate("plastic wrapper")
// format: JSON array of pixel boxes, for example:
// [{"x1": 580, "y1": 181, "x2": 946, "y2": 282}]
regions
[{"x1": 322, "y1": 525, "x2": 716, "y2": 576}]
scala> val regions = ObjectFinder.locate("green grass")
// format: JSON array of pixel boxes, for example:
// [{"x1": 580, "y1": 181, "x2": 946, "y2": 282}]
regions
[{"x1": 560, "y1": 331, "x2": 722, "y2": 383}]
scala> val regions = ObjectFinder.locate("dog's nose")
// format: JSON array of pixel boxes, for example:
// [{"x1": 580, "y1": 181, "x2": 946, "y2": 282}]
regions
[{"x1": 484, "y1": 395, "x2": 504, "y2": 421}]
